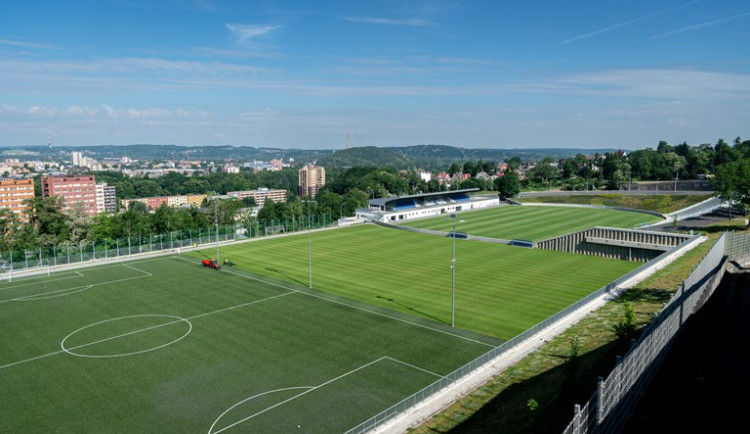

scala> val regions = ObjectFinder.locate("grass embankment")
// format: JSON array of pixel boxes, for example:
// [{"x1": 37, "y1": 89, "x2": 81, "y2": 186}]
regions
[
  {"x1": 414, "y1": 231, "x2": 725, "y2": 434},
  {"x1": 518, "y1": 194, "x2": 711, "y2": 214}
]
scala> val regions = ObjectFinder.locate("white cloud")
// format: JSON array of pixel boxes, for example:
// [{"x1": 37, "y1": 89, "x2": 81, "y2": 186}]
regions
[
  {"x1": 343, "y1": 16, "x2": 434, "y2": 27},
  {"x1": 561, "y1": 0, "x2": 702, "y2": 44},
  {"x1": 650, "y1": 12, "x2": 750, "y2": 40},
  {"x1": 28, "y1": 106, "x2": 58, "y2": 116},
  {"x1": 225, "y1": 23, "x2": 281, "y2": 42},
  {"x1": 0, "y1": 57, "x2": 268, "y2": 77},
  {"x1": 0, "y1": 38, "x2": 59, "y2": 50},
  {"x1": 102, "y1": 105, "x2": 171, "y2": 119},
  {"x1": 65, "y1": 106, "x2": 99, "y2": 116}
]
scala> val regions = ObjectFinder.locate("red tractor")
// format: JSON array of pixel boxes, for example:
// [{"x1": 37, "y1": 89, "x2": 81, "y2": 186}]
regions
[{"x1": 201, "y1": 259, "x2": 221, "y2": 269}]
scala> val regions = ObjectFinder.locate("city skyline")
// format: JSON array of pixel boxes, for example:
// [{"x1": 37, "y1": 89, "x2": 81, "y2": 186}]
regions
[{"x1": 1, "y1": 0, "x2": 748, "y2": 149}]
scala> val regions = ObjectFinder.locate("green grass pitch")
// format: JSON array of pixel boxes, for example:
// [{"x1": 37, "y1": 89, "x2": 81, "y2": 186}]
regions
[
  {"x1": 0, "y1": 257, "x2": 496, "y2": 433},
  {"x1": 399, "y1": 205, "x2": 660, "y2": 241},
  {"x1": 194, "y1": 224, "x2": 638, "y2": 339}
]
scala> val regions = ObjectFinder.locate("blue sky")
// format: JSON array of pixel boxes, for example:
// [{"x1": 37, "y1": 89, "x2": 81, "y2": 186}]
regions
[{"x1": 1, "y1": 0, "x2": 748, "y2": 149}]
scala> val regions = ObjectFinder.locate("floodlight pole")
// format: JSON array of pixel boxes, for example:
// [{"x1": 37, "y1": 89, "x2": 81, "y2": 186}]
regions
[
  {"x1": 451, "y1": 213, "x2": 457, "y2": 327},
  {"x1": 307, "y1": 198, "x2": 315, "y2": 288},
  {"x1": 340, "y1": 201, "x2": 348, "y2": 219},
  {"x1": 214, "y1": 194, "x2": 220, "y2": 264}
]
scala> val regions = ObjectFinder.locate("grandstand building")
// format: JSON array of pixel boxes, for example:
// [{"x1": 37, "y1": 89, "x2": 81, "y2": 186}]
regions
[{"x1": 356, "y1": 188, "x2": 499, "y2": 222}]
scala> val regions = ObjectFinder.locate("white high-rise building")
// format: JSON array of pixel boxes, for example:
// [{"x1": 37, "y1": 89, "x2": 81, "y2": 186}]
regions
[
  {"x1": 95, "y1": 182, "x2": 117, "y2": 214},
  {"x1": 72, "y1": 152, "x2": 83, "y2": 167}
]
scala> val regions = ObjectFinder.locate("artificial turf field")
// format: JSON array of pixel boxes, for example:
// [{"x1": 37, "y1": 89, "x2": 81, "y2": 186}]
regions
[
  {"x1": 0, "y1": 257, "x2": 497, "y2": 433},
  {"x1": 399, "y1": 205, "x2": 660, "y2": 241},
  {"x1": 2, "y1": 219, "x2": 640, "y2": 432}
]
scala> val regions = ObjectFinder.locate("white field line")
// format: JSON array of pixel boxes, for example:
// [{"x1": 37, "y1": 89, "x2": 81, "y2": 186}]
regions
[
  {"x1": 0, "y1": 267, "x2": 153, "y2": 304},
  {"x1": 207, "y1": 387, "x2": 316, "y2": 434},
  {"x1": 210, "y1": 356, "x2": 437, "y2": 434},
  {"x1": 122, "y1": 263, "x2": 153, "y2": 276},
  {"x1": 61, "y1": 317, "x2": 188, "y2": 353},
  {"x1": 0, "y1": 292, "x2": 294, "y2": 371},
  {"x1": 8, "y1": 285, "x2": 95, "y2": 302},
  {"x1": 187, "y1": 292, "x2": 294, "y2": 321},
  {"x1": 173, "y1": 256, "x2": 495, "y2": 349},
  {"x1": 384, "y1": 356, "x2": 442, "y2": 378},
  {"x1": 0, "y1": 271, "x2": 84, "y2": 292}
]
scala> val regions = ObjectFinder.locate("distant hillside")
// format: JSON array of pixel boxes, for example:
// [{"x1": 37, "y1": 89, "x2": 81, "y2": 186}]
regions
[
  {"x1": 0, "y1": 143, "x2": 623, "y2": 169},
  {"x1": 318, "y1": 146, "x2": 413, "y2": 168},
  {"x1": 388, "y1": 145, "x2": 621, "y2": 162}
]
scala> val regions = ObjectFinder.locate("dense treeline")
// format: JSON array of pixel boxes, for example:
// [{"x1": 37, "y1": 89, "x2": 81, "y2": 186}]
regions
[
  {"x1": 92, "y1": 168, "x2": 299, "y2": 201},
  {"x1": 1, "y1": 137, "x2": 748, "y2": 253}
]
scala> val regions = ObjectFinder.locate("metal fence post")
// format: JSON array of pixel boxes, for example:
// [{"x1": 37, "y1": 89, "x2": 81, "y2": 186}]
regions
[
  {"x1": 53, "y1": 245, "x2": 57, "y2": 266},
  {"x1": 596, "y1": 376, "x2": 604, "y2": 424},
  {"x1": 574, "y1": 404, "x2": 582, "y2": 434}
]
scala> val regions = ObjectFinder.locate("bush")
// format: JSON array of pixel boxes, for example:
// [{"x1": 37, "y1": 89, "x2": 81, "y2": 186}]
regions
[{"x1": 613, "y1": 302, "x2": 637, "y2": 340}]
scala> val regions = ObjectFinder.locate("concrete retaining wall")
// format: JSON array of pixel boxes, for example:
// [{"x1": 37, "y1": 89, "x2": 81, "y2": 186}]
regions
[{"x1": 536, "y1": 227, "x2": 692, "y2": 262}]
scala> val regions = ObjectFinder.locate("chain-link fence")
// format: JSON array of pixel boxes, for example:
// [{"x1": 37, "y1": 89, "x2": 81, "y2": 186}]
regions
[
  {"x1": 561, "y1": 233, "x2": 729, "y2": 434},
  {"x1": 725, "y1": 230, "x2": 750, "y2": 260},
  {"x1": 343, "y1": 234, "x2": 703, "y2": 434},
  {"x1": 0, "y1": 214, "x2": 332, "y2": 277}
]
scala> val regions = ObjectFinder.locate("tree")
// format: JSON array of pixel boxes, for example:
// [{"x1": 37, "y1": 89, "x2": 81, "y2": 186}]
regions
[
  {"x1": 714, "y1": 158, "x2": 750, "y2": 214},
  {"x1": 257, "y1": 198, "x2": 278, "y2": 222},
  {"x1": 495, "y1": 170, "x2": 520, "y2": 198},
  {"x1": 24, "y1": 196, "x2": 70, "y2": 246},
  {"x1": 505, "y1": 156, "x2": 522, "y2": 171},
  {"x1": 67, "y1": 202, "x2": 92, "y2": 246},
  {"x1": 0, "y1": 209, "x2": 21, "y2": 250}
]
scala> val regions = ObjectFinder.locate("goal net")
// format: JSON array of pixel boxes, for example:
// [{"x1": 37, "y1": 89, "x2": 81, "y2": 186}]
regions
[{"x1": 264, "y1": 224, "x2": 286, "y2": 236}]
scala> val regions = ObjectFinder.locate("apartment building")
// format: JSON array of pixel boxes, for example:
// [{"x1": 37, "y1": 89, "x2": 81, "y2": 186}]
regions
[
  {"x1": 0, "y1": 178, "x2": 35, "y2": 222},
  {"x1": 226, "y1": 188, "x2": 287, "y2": 207},
  {"x1": 298, "y1": 165, "x2": 326, "y2": 197},
  {"x1": 41, "y1": 175, "x2": 98, "y2": 217},
  {"x1": 95, "y1": 183, "x2": 117, "y2": 214}
]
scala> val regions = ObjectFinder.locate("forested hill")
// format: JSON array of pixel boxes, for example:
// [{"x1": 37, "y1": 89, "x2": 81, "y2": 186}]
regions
[
  {"x1": 318, "y1": 146, "x2": 413, "y2": 168},
  {"x1": 317, "y1": 145, "x2": 621, "y2": 170},
  {"x1": 388, "y1": 145, "x2": 620, "y2": 163},
  {"x1": 1, "y1": 143, "x2": 619, "y2": 168}
]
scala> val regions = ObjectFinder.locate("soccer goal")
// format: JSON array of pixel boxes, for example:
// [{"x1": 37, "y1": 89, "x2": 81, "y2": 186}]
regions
[{"x1": 264, "y1": 224, "x2": 286, "y2": 236}]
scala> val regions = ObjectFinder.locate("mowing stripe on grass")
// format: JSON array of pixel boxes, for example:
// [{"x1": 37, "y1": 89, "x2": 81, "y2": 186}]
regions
[
  {"x1": 401, "y1": 205, "x2": 658, "y2": 241},
  {"x1": 178, "y1": 255, "x2": 496, "y2": 348}
]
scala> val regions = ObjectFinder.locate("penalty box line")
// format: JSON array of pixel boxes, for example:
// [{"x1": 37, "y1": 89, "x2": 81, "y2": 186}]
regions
[
  {"x1": 0, "y1": 271, "x2": 84, "y2": 292},
  {"x1": 173, "y1": 256, "x2": 495, "y2": 349},
  {"x1": 0, "y1": 264, "x2": 154, "y2": 304},
  {"x1": 209, "y1": 356, "x2": 442, "y2": 434}
]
